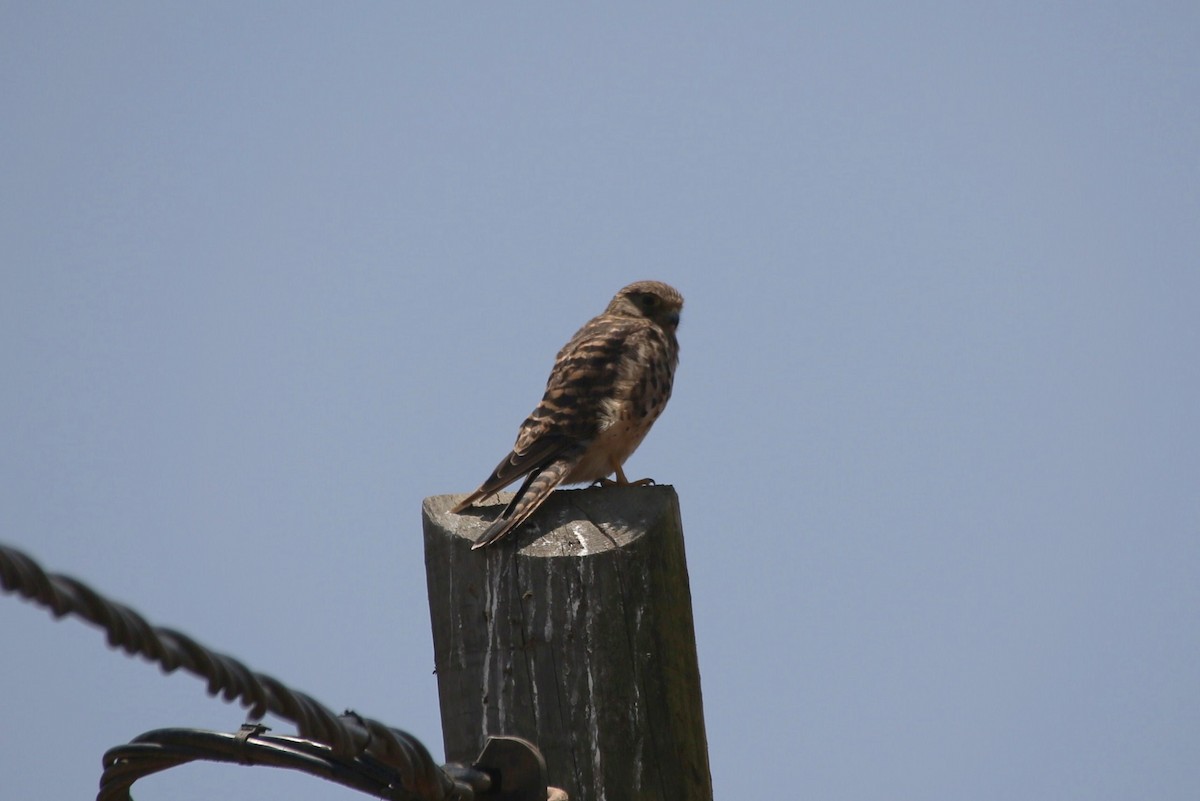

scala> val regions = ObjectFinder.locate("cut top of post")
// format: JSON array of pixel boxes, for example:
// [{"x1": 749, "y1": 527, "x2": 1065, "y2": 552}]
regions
[{"x1": 423, "y1": 485, "x2": 679, "y2": 557}]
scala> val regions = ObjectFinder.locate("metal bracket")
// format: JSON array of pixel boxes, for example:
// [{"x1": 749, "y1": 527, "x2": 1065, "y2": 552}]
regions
[{"x1": 472, "y1": 736, "x2": 549, "y2": 801}]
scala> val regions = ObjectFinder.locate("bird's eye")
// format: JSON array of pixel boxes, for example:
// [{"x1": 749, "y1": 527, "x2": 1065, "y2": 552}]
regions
[{"x1": 639, "y1": 294, "x2": 659, "y2": 310}]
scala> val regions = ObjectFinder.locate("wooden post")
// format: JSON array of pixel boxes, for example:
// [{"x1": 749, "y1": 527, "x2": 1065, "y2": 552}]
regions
[{"x1": 423, "y1": 486, "x2": 712, "y2": 801}]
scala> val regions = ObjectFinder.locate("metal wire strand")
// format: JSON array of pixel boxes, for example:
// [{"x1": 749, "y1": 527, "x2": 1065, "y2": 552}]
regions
[{"x1": 0, "y1": 542, "x2": 478, "y2": 799}]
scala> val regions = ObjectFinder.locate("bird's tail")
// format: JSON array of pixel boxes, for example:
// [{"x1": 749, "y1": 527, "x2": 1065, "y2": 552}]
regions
[{"x1": 471, "y1": 458, "x2": 572, "y2": 549}]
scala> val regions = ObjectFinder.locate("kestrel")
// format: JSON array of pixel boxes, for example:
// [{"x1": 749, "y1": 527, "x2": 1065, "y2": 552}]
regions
[{"x1": 453, "y1": 280, "x2": 683, "y2": 549}]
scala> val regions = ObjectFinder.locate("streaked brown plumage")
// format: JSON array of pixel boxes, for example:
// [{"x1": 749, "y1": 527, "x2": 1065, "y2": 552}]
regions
[{"x1": 454, "y1": 280, "x2": 683, "y2": 549}]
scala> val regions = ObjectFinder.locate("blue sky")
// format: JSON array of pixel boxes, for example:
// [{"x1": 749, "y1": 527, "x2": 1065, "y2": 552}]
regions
[{"x1": 2, "y1": 4, "x2": 1198, "y2": 799}]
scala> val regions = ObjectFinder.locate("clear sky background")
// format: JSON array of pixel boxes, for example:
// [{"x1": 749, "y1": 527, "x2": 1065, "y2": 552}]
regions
[{"x1": 2, "y1": 4, "x2": 1197, "y2": 800}]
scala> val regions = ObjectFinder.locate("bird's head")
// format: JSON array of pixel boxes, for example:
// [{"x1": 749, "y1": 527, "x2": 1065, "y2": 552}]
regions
[{"x1": 607, "y1": 280, "x2": 684, "y2": 332}]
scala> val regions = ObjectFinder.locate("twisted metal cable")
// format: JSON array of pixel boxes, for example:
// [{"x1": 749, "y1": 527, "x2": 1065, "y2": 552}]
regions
[{"x1": 0, "y1": 542, "x2": 481, "y2": 800}]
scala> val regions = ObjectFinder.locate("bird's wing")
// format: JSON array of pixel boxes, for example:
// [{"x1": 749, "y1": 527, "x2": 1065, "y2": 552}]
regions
[
  {"x1": 512, "y1": 315, "x2": 645, "y2": 449},
  {"x1": 469, "y1": 452, "x2": 581, "y2": 549},
  {"x1": 453, "y1": 315, "x2": 647, "y2": 525},
  {"x1": 450, "y1": 434, "x2": 572, "y2": 512}
]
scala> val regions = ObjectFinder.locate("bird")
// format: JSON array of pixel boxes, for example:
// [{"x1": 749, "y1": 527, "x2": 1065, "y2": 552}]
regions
[{"x1": 453, "y1": 280, "x2": 683, "y2": 549}]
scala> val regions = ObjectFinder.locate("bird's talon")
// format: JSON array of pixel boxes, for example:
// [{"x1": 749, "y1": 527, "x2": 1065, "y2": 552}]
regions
[{"x1": 594, "y1": 476, "x2": 656, "y2": 488}]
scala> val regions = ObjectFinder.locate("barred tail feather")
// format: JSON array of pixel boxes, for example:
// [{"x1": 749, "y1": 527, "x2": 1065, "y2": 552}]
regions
[{"x1": 471, "y1": 458, "x2": 572, "y2": 549}]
